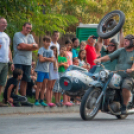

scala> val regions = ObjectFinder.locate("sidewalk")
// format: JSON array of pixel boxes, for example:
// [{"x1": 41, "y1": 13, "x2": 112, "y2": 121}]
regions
[{"x1": 0, "y1": 105, "x2": 80, "y2": 115}]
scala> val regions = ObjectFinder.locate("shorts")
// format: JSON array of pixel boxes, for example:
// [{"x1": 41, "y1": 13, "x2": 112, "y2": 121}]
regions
[
  {"x1": 53, "y1": 72, "x2": 64, "y2": 93},
  {"x1": 15, "y1": 64, "x2": 31, "y2": 82},
  {"x1": 121, "y1": 77, "x2": 134, "y2": 91},
  {"x1": 37, "y1": 71, "x2": 49, "y2": 82},
  {"x1": 0, "y1": 63, "x2": 8, "y2": 86}
]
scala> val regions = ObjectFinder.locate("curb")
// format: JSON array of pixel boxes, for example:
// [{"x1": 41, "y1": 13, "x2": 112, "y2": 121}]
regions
[{"x1": 0, "y1": 106, "x2": 80, "y2": 115}]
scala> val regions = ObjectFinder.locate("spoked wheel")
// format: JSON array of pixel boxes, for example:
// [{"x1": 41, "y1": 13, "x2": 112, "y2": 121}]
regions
[
  {"x1": 80, "y1": 87, "x2": 102, "y2": 120},
  {"x1": 97, "y1": 10, "x2": 125, "y2": 39},
  {"x1": 116, "y1": 115, "x2": 128, "y2": 119}
]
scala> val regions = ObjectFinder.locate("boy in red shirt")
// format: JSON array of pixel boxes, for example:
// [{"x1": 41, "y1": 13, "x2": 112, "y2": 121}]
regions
[{"x1": 85, "y1": 36, "x2": 97, "y2": 68}]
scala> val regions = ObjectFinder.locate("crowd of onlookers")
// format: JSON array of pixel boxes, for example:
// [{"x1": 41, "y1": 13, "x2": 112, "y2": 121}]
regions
[{"x1": 0, "y1": 17, "x2": 124, "y2": 107}]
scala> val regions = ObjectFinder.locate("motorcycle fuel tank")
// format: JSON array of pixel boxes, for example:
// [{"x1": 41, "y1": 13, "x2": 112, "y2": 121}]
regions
[
  {"x1": 108, "y1": 73, "x2": 122, "y2": 89},
  {"x1": 60, "y1": 70, "x2": 94, "y2": 92}
]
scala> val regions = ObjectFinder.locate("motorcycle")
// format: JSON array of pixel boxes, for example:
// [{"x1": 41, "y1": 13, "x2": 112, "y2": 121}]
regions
[{"x1": 80, "y1": 63, "x2": 134, "y2": 120}]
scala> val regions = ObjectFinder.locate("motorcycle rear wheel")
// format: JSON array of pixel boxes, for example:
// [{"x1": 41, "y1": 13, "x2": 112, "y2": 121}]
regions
[
  {"x1": 116, "y1": 115, "x2": 128, "y2": 119},
  {"x1": 80, "y1": 87, "x2": 102, "y2": 120}
]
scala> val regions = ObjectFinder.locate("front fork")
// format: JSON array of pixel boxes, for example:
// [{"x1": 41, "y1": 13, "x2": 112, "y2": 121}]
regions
[{"x1": 95, "y1": 73, "x2": 114, "y2": 111}]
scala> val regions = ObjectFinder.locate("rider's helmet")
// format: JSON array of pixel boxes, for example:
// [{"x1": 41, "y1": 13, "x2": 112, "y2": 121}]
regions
[{"x1": 125, "y1": 34, "x2": 134, "y2": 49}]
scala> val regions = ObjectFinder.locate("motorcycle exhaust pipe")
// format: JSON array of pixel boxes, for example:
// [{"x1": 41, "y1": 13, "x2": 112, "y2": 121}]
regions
[{"x1": 126, "y1": 109, "x2": 134, "y2": 115}]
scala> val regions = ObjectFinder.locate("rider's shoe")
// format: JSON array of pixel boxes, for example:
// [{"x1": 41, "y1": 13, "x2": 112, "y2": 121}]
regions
[{"x1": 121, "y1": 105, "x2": 127, "y2": 115}]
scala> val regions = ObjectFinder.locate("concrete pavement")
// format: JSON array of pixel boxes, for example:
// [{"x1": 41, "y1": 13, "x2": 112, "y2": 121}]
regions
[
  {"x1": 0, "y1": 105, "x2": 79, "y2": 115},
  {"x1": 0, "y1": 113, "x2": 134, "y2": 134}
]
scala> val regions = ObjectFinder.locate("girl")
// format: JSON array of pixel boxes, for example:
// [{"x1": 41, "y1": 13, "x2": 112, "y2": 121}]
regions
[
  {"x1": 78, "y1": 50, "x2": 90, "y2": 70},
  {"x1": 57, "y1": 46, "x2": 72, "y2": 106},
  {"x1": 46, "y1": 46, "x2": 59, "y2": 107},
  {"x1": 80, "y1": 41, "x2": 86, "y2": 50},
  {"x1": 64, "y1": 40, "x2": 73, "y2": 106},
  {"x1": 65, "y1": 40, "x2": 73, "y2": 66}
]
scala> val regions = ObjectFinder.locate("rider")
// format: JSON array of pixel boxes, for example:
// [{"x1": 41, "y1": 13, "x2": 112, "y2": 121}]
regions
[{"x1": 94, "y1": 34, "x2": 134, "y2": 114}]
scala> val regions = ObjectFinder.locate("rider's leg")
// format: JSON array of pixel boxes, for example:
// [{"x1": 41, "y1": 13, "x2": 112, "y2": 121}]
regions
[
  {"x1": 121, "y1": 78, "x2": 133, "y2": 114},
  {"x1": 122, "y1": 88, "x2": 131, "y2": 105}
]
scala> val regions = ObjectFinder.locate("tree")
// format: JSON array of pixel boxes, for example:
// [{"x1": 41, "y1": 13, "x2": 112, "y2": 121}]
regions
[{"x1": 0, "y1": 0, "x2": 78, "y2": 39}]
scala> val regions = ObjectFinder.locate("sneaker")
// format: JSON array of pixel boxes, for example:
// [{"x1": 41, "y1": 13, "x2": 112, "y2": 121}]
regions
[
  {"x1": 21, "y1": 102, "x2": 33, "y2": 107},
  {"x1": 34, "y1": 101, "x2": 40, "y2": 106},
  {"x1": 48, "y1": 103, "x2": 56, "y2": 107},
  {"x1": 40, "y1": 101, "x2": 47, "y2": 107},
  {"x1": 13, "y1": 102, "x2": 21, "y2": 107}
]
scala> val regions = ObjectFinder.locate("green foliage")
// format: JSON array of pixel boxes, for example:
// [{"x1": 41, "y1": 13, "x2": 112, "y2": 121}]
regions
[
  {"x1": 0, "y1": 0, "x2": 78, "y2": 39},
  {"x1": 0, "y1": 0, "x2": 134, "y2": 38}
]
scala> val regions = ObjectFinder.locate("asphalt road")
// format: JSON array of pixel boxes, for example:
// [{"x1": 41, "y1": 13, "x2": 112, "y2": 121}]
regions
[{"x1": 0, "y1": 112, "x2": 134, "y2": 134}]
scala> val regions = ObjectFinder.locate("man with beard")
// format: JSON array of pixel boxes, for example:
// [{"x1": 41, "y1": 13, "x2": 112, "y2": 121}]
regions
[{"x1": 94, "y1": 34, "x2": 134, "y2": 114}]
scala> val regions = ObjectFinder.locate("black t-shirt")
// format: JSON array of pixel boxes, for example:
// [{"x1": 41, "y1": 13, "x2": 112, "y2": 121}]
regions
[{"x1": 4, "y1": 77, "x2": 18, "y2": 98}]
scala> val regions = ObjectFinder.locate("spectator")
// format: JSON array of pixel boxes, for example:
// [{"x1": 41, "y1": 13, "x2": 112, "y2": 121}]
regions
[
  {"x1": 90, "y1": 39, "x2": 118, "y2": 74},
  {"x1": 47, "y1": 46, "x2": 58, "y2": 107},
  {"x1": 73, "y1": 58, "x2": 79, "y2": 66},
  {"x1": 50, "y1": 31, "x2": 60, "y2": 54},
  {"x1": 26, "y1": 61, "x2": 37, "y2": 97},
  {"x1": 35, "y1": 36, "x2": 54, "y2": 107},
  {"x1": 13, "y1": 22, "x2": 38, "y2": 106},
  {"x1": 72, "y1": 38, "x2": 80, "y2": 58},
  {"x1": 78, "y1": 50, "x2": 90, "y2": 70},
  {"x1": 95, "y1": 40, "x2": 102, "y2": 59},
  {"x1": 65, "y1": 40, "x2": 73, "y2": 66},
  {"x1": 0, "y1": 17, "x2": 14, "y2": 107},
  {"x1": 3, "y1": 69, "x2": 27, "y2": 106},
  {"x1": 57, "y1": 46, "x2": 73, "y2": 106},
  {"x1": 85, "y1": 36, "x2": 96, "y2": 68},
  {"x1": 80, "y1": 41, "x2": 86, "y2": 50}
]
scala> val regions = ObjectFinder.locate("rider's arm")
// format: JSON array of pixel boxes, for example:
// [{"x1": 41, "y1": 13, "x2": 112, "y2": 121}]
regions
[
  {"x1": 119, "y1": 29, "x2": 124, "y2": 48},
  {"x1": 100, "y1": 55, "x2": 110, "y2": 62},
  {"x1": 127, "y1": 63, "x2": 134, "y2": 73}
]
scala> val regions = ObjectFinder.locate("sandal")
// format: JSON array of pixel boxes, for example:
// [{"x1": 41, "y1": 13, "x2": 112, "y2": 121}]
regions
[
  {"x1": 63, "y1": 102, "x2": 73, "y2": 107},
  {"x1": 48, "y1": 103, "x2": 56, "y2": 107}
]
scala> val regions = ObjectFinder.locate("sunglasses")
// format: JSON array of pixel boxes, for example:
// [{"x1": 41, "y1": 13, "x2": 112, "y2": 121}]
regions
[{"x1": 108, "y1": 44, "x2": 115, "y2": 47}]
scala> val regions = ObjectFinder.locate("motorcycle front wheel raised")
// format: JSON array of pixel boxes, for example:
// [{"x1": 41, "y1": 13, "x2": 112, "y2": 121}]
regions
[{"x1": 80, "y1": 87, "x2": 102, "y2": 120}]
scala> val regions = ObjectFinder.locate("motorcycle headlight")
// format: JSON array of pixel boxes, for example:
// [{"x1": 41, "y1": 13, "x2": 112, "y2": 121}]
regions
[{"x1": 99, "y1": 70, "x2": 109, "y2": 79}]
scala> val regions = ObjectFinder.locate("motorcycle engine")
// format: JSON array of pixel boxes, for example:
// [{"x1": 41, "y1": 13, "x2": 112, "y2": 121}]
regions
[
  {"x1": 106, "y1": 88, "x2": 115, "y2": 103},
  {"x1": 109, "y1": 102, "x2": 121, "y2": 113}
]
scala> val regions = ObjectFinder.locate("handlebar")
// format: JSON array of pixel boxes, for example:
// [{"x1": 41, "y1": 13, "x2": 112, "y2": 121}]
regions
[{"x1": 96, "y1": 63, "x2": 126, "y2": 73}]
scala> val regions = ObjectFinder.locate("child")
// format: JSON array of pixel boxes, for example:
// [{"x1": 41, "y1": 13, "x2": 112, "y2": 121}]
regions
[
  {"x1": 47, "y1": 46, "x2": 59, "y2": 107},
  {"x1": 72, "y1": 38, "x2": 80, "y2": 58},
  {"x1": 73, "y1": 57, "x2": 79, "y2": 66},
  {"x1": 78, "y1": 50, "x2": 90, "y2": 70},
  {"x1": 58, "y1": 46, "x2": 73, "y2": 106},
  {"x1": 80, "y1": 41, "x2": 86, "y2": 50},
  {"x1": 3, "y1": 69, "x2": 27, "y2": 106},
  {"x1": 35, "y1": 36, "x2": 54, "y2": 107},
  {"x1": 65, "y1": 40, "x2": 73, "y2": 66}
]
